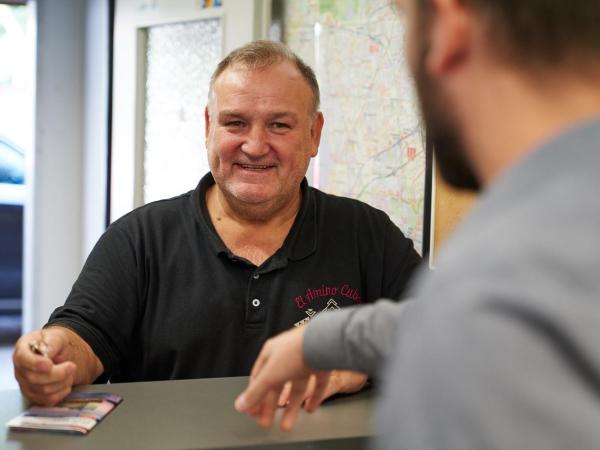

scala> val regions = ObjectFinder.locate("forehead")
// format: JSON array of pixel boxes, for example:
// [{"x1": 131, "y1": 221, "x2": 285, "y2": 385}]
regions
[{"x1": 212, "y1": 62, "x2": 313, "y2": 112}]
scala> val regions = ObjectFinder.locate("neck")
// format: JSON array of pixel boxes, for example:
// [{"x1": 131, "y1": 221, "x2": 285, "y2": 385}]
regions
[
  {"x1": 456, "y1": 67, "x2": 600, "y2": 187},
  {"x1": 204, "y1": 184, "x2": 302, "y2": 266},
  {"x1": 206, "y1": 184, "x2": 302, "y2": 227}
]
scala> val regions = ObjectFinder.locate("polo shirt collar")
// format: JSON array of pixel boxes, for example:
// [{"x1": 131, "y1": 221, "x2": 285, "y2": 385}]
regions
[
  {"x1": 192, "y1": 173, "x2": 228, "y2": 256},
  {"x1": 284, "y1": 178, "x2": 317, "y2": 262},
  {"x1": 191, "y1": 173, "x2": 317, "y2": 264}
]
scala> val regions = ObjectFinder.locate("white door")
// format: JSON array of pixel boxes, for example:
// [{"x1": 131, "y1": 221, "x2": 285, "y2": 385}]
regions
[{"x1": 110, "y1": 0, "x2": 271, "y2": 221}]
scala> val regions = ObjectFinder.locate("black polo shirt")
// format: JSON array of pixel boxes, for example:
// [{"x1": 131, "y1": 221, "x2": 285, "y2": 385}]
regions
[{"x1": 48, "y1": 173, "x2": 421, "y2": 382}]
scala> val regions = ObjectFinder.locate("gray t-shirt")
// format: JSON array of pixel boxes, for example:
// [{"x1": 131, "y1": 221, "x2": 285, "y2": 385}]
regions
[{"x1": 304, "y1": 117, "x2": 600, "y2": 450}]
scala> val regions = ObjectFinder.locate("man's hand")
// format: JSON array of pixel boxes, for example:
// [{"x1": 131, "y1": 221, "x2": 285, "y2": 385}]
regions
[
  {"x1": 235, "y1": 326, "x2": 331, "y2": 431},
  {"x1": 12, "y1": 326, "x2": 103, "y2": 406},
  {"x1": 277, "y1": 370, "x2": 368, "y2": 407}
]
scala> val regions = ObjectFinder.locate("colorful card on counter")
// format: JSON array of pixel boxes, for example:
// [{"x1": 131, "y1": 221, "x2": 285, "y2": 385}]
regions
[{"x1": 6, "y1": 392, "x2": 123, "y2": 435}]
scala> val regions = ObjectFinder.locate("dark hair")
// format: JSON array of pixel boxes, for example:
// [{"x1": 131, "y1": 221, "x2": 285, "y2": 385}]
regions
[
  {"x1": 420, "y1": 0, "x2": 600, "y2": 69},
  {"x1": 209, "y1": 40, "x2": 320, "y2": 112}
]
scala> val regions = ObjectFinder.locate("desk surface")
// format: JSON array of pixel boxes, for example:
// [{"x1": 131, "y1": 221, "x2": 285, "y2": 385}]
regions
[{"x1": 1, "y1": 377, "x2": 374, "y2": 450}]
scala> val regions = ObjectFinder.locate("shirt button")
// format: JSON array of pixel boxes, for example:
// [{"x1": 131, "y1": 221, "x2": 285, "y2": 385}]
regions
[
  {"x1": 251, "y1": 298, "x2": 261, "y2": 307},
  {"x1": 253, "y1": 273, "x2": 260, "y2": 280}
]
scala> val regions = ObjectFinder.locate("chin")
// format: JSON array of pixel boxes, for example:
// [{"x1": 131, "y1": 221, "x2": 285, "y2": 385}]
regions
[{"x1": 229, "y1": 186, "x2": 275, "y2": 205}]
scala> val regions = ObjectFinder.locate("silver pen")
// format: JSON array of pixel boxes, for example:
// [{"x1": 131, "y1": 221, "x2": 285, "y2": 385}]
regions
[{"x1": 28, "y1": 329, "x2": 49, "y2": 358}]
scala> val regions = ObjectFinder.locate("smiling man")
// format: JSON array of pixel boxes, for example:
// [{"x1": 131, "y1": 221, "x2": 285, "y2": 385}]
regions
[{"x1": 12, "y1": 40, "x2": 421, "y2": 406}]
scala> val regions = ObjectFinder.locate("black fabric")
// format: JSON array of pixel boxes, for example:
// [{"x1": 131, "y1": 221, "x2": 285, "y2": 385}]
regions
[{"x1": 47, "y1": 173, "x2": 421, "y2": 382}]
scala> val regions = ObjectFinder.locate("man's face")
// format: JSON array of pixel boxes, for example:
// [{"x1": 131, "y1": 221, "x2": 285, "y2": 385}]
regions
[
  {"x1": 205, "y1": 62, "x2": 323, "y2": 211},
  {"x1": 401, "y1": 0, "x2": 481, "y2": 190}
]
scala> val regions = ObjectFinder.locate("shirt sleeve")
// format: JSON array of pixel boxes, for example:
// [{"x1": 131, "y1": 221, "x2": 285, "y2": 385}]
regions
[
  {"x1": 303, "y1": 299, "x2": 413, "y2": 375},
  {"x1": 45, "y1": 221, "x2": 140, "y2": 380},
  {"x1": 380, "y1": 218, "x2": 423, "y2": 300}
]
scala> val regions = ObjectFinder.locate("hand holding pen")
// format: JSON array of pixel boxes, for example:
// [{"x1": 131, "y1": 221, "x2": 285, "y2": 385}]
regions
[
  {"x1": 28, "y1": 329, "x2": 50, "y2": 359},
  {"x1": 12, "y1": 327, "x2": 78, "y2": 406}
]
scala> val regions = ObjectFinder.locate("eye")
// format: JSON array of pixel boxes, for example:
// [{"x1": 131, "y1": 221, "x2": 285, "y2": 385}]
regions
[
  {"x1": 271, "y1": 122, "x2": 290, "y2": 130},
  {"x1": 224, "y1": 121, "x2": 245, "y2": 128}
]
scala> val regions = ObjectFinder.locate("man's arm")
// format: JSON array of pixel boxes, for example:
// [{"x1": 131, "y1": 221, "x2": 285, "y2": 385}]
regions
[
  {"x1": 273, "y1": 299, "x2": 412, "y2": 410},
  {"x1": 304, "y1": 299, "x2": 411, "y2": 373},
  {"x1": 13, "y1": 326, "x2": 104, "y2": 405},
  {"x1": 40, "y1": 220, "x2": 140, "y2": 385},
  {"x1": 235, "y1": 299, "x2": 411, "y2": 430},
  {"x1": 296, "y1": 216, "x2": 421, "y2": 404},
  {"x1": 380, "y1": 218, "x2": 423, "y2": 299}
]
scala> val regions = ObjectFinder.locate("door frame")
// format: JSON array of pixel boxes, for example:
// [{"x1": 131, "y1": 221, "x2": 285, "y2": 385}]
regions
[{"x1": 110, "y1": 0, "x2": 271, "y2": 222}]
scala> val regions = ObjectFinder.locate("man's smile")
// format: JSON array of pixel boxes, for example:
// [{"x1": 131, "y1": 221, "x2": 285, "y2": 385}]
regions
[{"x1": 236, "y1": 163, "x2": 276, "y2": 171}]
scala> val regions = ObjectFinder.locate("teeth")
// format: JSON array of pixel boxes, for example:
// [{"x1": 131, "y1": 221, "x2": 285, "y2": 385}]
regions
[{"x1": 241, "y1": 165, "x2": 270, "y2": 170}]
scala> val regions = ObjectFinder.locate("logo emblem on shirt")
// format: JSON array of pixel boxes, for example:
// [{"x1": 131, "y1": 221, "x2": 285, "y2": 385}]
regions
[
  {"x1": 294, "y1": 283, "x2": 362, "y2": 309},
  {"x1": 293, "y1": 298, "x2": 340, "y2": 327}
]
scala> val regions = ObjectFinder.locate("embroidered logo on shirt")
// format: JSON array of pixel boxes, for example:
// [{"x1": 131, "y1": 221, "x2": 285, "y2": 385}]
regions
[
  {"x1": 294, "y1": 283, "x2": 361, "y2": 310},
  {"x1": 293, "y1": 298, "x2": 341, "y2": 327}
]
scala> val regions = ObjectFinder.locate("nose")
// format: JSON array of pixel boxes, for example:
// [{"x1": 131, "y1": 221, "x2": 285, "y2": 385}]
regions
[{"x1": 240, "y1": 125, "x2": 269, "y2": 157}]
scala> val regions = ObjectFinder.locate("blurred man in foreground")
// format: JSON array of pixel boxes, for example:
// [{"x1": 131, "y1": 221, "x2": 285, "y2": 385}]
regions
[{"x1": 236, "y1": 1, "x2": 600, "y2": 448}]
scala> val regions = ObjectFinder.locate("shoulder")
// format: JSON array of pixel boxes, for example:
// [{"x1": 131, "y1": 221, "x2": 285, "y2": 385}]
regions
[
  {"x1": 307, "y1": 187, "x2": 416, "y2": 257},
  {"x1": 110, "y1": 190, "x2": 194, "y2": 231},
  {"x1": 308, "y1": 186, "x2": 394, "y2": 228}
]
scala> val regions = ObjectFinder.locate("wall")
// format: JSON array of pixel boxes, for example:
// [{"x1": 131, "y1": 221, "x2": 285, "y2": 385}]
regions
[
  {"x1": 23, "y1": 0, "x2": 108, "y2": 331},
  {"x1": 431, "y1": 169, "x2": 477, "y2": 265}
]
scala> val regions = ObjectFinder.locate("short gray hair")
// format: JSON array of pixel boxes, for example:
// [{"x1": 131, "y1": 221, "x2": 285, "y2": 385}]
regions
[{"x1": 209, "y1": 40, "x2": 320, "y2": 113}]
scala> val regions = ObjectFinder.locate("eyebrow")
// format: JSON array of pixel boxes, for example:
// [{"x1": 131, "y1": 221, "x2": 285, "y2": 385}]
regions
[
  {"x1": 218, "y1": 111, "x2": 246, "y2": 121},
  {"x1": 267, "y1": 112, "x2": 298, "y2": 121},
  {"x1": 218, "y1": 111, "x2": 298, "y2": 121}
]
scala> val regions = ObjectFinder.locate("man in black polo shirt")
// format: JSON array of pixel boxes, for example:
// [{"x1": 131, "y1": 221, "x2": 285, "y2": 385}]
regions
[{"x1": 12, "y1": 40, "x2": 421, "y2": 406}]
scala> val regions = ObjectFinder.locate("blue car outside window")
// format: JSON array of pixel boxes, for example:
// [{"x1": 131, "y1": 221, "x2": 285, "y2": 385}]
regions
[{"x1": 0, "y1": 140, "x2": 24, "y2": 185}]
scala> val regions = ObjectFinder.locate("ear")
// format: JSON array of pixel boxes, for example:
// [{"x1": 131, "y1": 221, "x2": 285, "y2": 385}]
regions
[
  {"x1": 427, "y1": 0, "x2": 472, "y2": 76},
  {"x1": 310, "y1": 112, "x2": 324, "y2": 157},
  {"x1": 204, "y1": 106, "x2": 211, "y2": 146}
]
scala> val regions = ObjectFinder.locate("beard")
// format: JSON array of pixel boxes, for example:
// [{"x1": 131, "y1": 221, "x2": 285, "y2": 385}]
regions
[{"x1": 413, "y1": 41, "x2": 481, "y2": 191}]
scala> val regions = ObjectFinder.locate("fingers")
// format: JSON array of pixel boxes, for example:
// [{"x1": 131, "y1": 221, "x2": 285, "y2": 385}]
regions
[
  {"x1": 17, "y1": 360, "x2": 76, "y2": 385},
  {"x1": 13, "y1": 329, "x2": 76, "y2": 406},
  {"x1": 256, "y1": 390, "x2": 280, "y2": 429},
  {"x1": 280, "y1": 378, "x2": 310, "y2": 431},
  {"x1": 236, "y1": 326, "x2": 316, "y2": 431},
  {"x1": 22, "y1": 383, "x2": 73, "y2": 407},
  {"x1": 335, "y1": 371, "x2": 368, "y2": 394},
  {"x1": 258, "y1": 375, "x2": 322, "y2": 431},
  {"x1": 237, "y1": 327, "x2": 308, "y2": 414},
  {"x1": 42, "y1": 327, "x2": 70, "y2": 362},
  {"x1": 14, "y1": 361, "x2": 76, "y2": 406},
  {"x1": 13, "y1": 331, "x2": 51, "y2": 372},
  {"x1": 237, "y1": 353, "x2": 276, "y2": 413},
  {"x1": 304, "y1": 371, "x2": 331, "y2": 412},
  {"x1": 278, "y1": 381, "x2": 292, "y2": 407},
  {"x1": 236, "y1": 376, "x2": 274, "y2": 414},
  {"x1": 249, "y1": 345, "x2": 269, "y2": 381}
]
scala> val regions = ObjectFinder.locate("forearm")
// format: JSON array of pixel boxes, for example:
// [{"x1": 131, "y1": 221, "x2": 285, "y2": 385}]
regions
[
  {"x1": 303, "y1": 299, "x2": 412, "y2": 375},
  {"x1": 46, "y1": 325, "x2": 104, "y2": 384}
]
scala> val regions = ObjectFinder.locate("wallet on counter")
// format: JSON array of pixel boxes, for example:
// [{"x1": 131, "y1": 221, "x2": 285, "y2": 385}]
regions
[{"x1": 6, "y1": 392, "x2": 123, "y2": 435}]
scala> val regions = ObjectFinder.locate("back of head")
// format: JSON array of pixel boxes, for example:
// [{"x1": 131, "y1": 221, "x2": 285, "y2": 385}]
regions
[
  {"x1": 209, "y1": 40, "x2": 321, "y2": 113},
  {"x1": 467, "y1": 0, "x2": 600, "y2": 72},
  {"x1": 417, "y1": 0, "x2": 600, "y2": 74}
]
